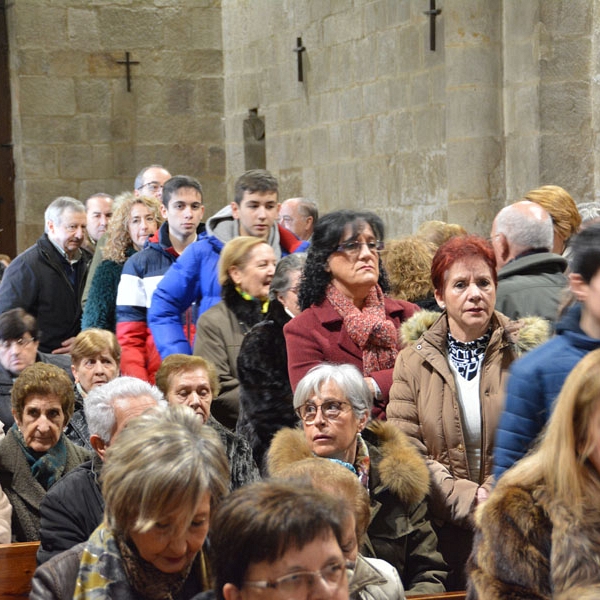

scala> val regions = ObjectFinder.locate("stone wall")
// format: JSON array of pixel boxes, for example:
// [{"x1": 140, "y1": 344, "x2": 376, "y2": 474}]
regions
[{"x1": 6, "y1": 0, "x2": 225, "y2": 250}]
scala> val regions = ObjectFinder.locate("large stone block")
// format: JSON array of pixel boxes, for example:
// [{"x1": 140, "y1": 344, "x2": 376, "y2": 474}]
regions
[
  {"x1": 13, "y1": 5, "x2": 67, "y2": 49},
  {"x1": 90, "y1": 146, "x2": 114, "y2": 179},
  {"x1": 363, "y1": 80, "x2": 391, "y2": 115},
  {"x1": 541, "y1": 0, "x2": 591, "y2": 37},
  {"x1": 60, "y1": 144, "x2": 93, "y2": 179},
  {"x1": 446, "y1": 45, "x2": 501, "y2": 88},
  {"x1": 539, "y1": 81, "x2": 590, "y2": 133},
  {"x1": 76, "y1": 80, "x2": 112, "y2": 115},
  {"x1": 67, "y1": 9, "x2": 100, "y2": 51},
  {"x1": 21, "y1": 116, "x2": 86, "y2": 144},
  {"x1": 540, "y1": 38, "x2": 591, "y2": 82},
  {"x1": 504, "y1": 0, "x2": 540, "y2": 42},
  {"x1": 98, "y1": 8, "x2": 169, "y2": 49},
  {"x1": 446, "y1": 86, "x2": 501, "y2": 138},
  {"x1": 19, "y1": 77, "x2": 76, "y2": 116},
  {"x1": 413, "y1": 106, "x2": 445, "y2": 149},
  {"x1": 21, "y1": 145, "x2": 58, "y2": 178},
  {"x1": 323, "y1": 8, "x2": 364, "y2": 46}
]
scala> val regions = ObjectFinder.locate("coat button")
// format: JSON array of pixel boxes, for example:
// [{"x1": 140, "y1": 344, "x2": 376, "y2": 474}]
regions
[
  {"x1": 416, "y1": 344, "x2": 422, "y2": 350},
  {"x1": 457, "y1": 443, "x2": 464, "y2": 452}
]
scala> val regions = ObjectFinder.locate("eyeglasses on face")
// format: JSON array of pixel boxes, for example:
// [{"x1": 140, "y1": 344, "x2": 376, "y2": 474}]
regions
[
  {"x1": 137, "y1": 181, "x2": 163, "y2": 194},
  {"x1": 0, "y1": 337, "x2": 35, "y2": 350},
  {"x1": 243, "y1": 560, "x2": 353, "y2": 597},
  {"x1": 295, "y1": 400, "x2": 352, "y2": 424},
  {"x1": 335, "y1": 240, "x2": 385, "y2": 256}
]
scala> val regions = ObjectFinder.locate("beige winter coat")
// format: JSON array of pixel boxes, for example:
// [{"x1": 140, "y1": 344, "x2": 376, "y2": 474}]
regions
[{"x1": 387, "y1": 310, "x2": 550, "y2": 528}]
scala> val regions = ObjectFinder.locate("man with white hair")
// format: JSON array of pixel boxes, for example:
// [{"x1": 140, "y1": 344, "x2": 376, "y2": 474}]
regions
[
  {"x1": 36, "y1": 376, "x2": 165, "y2": 564},
  {"x1": 0, "y1": 197, "x2": 92, "y2": 353},
  {"x1": 490, "y1": 200, "x2": 568, "y2": 323}
]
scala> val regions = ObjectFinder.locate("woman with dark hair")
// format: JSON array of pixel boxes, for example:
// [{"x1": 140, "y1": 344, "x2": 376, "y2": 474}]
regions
[
  {"x1": 236, "y1": 253, "x2": 305, "y2": 473},
  {"x1": 284, "y1": 210, "x2": 419, "y2": 418},
  {"x1": 387, "y1": 235, "x2": 549, "y2": 590}
]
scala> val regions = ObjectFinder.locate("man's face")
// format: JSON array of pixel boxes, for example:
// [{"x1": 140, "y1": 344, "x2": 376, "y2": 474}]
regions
[
  {"x1": 231, "y1": 190, "x2": 279, "y2": 239},
  {"x1": 279, "y1": 199, "x2": 312, "y2": 240},
  {"x1": 47, "y1": 209, "x2": 87, "y2": 259},
  {"x1": 86, "y1": 196, "x2": 114, "y2": 242},
  {"x1": 136, "y1": 167, "x2": 172, "y2": 199},
  {"x1": 162, "y1": 187, "x2": 204, "y2": 241}
]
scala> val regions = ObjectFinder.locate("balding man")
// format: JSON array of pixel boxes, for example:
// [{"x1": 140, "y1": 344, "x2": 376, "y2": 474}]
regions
[
  {"x1": 490, "y1": 200, "x2": 568, "y2": 323},
  {"x1": 279, "y1": 197, "x2": 318, "y2": 241},
  {"x1": 83, "y1": 193, "x2": 114, "y2": 253}
]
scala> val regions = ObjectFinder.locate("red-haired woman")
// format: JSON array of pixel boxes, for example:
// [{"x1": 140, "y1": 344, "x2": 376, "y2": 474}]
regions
[{"x1": 386, "y1": 235, "x2": 549, "y2": 590}]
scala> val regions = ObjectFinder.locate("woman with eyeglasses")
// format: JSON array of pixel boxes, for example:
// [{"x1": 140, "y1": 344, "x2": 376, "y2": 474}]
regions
[
  {"x1": 387, "y1": 235, "x2": 549, "y2": 590},
  {"x1": 204, "y1": 480, "x2": 352, "y2": 600},
  {"x1": 267, "y1": 363, "x2": 447, "y2": 596},
  {"x1": 81, "y1": 191, "x2": 163, "y2": 332},
  {"x1": 284, "y1": 210, "x2": 419, "y2": 419}
]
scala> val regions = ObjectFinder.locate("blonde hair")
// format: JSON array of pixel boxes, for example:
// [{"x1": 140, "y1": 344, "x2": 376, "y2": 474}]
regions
[
  {"x1": 415, "y1": 220, "x2": 468, "y2": 249},
  {"x1": 524, "y1": 185, "x2": 581, "y2": 243},
  {"x1": 155, "y1": 354, "x2": 220, "y2": 399},
  {"x1": 381, "y1": 236, "x2": 436, "y2": 302},
  {"x1": 218, "y1": 236, "x2": 269, "y2": 287},
  {"x1": 102, "y1": 404, "x2": 229, "y2": 535},
  {"x1": 497, "y1": 348, "x2": 600, "y2": 514},
  {"x1": 71, "y1": 328, "x2": 121, "y2": 367},
  {"x1": 272, "y1": 458, "x2": 371, "y2": 544},
  {"x1": 102, "y1": 192, "x2": 163, "y2": 263}
]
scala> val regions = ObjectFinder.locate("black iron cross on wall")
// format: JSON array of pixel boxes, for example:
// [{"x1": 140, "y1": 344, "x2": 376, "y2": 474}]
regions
[
  {"x1": 293, "y1": 37, "x2": 306, "y2": 82},
  {"x1": 116, "y1": 52, "x2": 140, "y2": 92},
  {"x1": 424, "y1": 0, "x2": 442, "y2": 51}
]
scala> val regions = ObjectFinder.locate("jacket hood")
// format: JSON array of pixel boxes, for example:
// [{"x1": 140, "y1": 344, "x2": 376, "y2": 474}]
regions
[
  {"x1": 267, "y1": 420, "x2": 430, "y2": 505},
  {"x1": 400, "y1": 310, "x2": 551, "y2": 357},
  {"x1": 205, "y1": 205, "x2": 238, "y2": 242}
]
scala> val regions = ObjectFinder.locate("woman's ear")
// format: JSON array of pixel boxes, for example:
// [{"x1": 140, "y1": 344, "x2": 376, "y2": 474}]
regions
[
  {"x1": 222, "y1": 583, "x2": 243, "y2": 600},
  {"x1": 229, "y1": 265, "x2": 242, "y2": 287},
  {"x1": 569, "y1": 273, "x2": 588, "y2": 303},
  {"x1": 434, "y1": 288, "x2": 445, "y2": 310}
]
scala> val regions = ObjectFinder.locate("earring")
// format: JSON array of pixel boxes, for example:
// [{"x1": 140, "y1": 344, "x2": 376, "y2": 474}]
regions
[{"x1": 439, "y1": 303, "x2": 446, "y2": 309}]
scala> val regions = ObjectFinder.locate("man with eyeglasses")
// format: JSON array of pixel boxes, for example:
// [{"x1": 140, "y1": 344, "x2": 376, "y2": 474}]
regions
[
  {"x1": 0, "y1": 309, "x2": 72, "y2": 433},
  {"x1": 149, "y1": 169, "x2": 309, "y2": 359},
  {"x1": 134, "y1": 164, "x2": 172, "y2": 200},
  {"x1": 116, "y1": 175, "x2": 205, "y2": 383},
  {"x1": 0, "y1": 197, "x2": 92, "y2": 354}
]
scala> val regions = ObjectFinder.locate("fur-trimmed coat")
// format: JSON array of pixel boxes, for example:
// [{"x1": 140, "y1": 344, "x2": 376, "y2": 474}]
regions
[
  {"x1": 236, "y1": 300, "x2": 298, "y2": 474},
  {"x1": 193, "y1": 284, "x2": 266, "y2": 430},
  {"x1": 467, "y1": 479, "x2": 600, "y2": 599},
  {"x1": 387, "y1": 310, "x2": 550, "y2": 527},
  {"x1": 267, "y1": 421, "x2": 447, "y2": 596}
]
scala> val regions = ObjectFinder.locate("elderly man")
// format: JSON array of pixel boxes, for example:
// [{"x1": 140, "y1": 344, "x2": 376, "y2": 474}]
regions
[
  {"x1": 83, "y1": 193, "x2": 114, "y2": 253},
  {"x1": 36, "y1": 376, "x2": 165, "y2": 564},
  {"x1": 490, "y1": 200, "x2": 568, "y2": 323},
  {"x1": 0, "y1": 309, "x2": 72, "y2": 432},
  {"x1": 0, "y1": 197, "x2": 92, "y2": 354},
  {"x1": 279, "y1": 197, "x2": 318, "y2": 241}
]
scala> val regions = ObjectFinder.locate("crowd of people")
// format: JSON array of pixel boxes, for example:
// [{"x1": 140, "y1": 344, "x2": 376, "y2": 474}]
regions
[{"x1": 0, "y1": 167, "x2": 598, "y2": 599}]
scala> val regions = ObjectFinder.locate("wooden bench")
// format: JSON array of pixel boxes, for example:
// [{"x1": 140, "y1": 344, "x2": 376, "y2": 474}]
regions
[
  {"x1": 0, "y1": 541, "x2": 39, "y2": 597},
  {"x1": 411, "y1": 592, "x2": 467, "y2": 599}
]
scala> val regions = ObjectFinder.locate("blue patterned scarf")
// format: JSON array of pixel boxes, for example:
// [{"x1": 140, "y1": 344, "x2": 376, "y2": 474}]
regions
[{"x1": 446, "y1": 330, "x2": 491, "y2": 381}]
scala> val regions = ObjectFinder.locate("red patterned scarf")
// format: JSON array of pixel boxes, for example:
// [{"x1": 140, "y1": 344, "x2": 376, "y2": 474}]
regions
[{"x1": 325, "y1": 283, "x2": 400, "y2": 375}]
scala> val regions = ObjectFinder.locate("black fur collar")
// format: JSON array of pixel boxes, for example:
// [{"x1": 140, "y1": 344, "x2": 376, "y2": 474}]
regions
[{"x1": 222, "y1": 283, "x2": 265, "y2": 331}]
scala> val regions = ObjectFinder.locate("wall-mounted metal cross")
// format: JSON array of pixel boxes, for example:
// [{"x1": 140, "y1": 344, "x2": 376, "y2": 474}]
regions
[
  {"x1": 293, "y1": 37, "x2": 306, "y2": 82},
  {"x1": 423, "y1": 0, "x2": 442, "y2": 52},
  {"x1": 116, "y1": 52, "x2": 140, "y2": 92}
]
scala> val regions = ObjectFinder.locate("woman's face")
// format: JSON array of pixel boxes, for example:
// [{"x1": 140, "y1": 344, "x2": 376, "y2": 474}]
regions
[
  {"x1": 71, "y1": 350, "x2": 119, "y2": 394},
  {"x1": 301, "y1": 380, "x2": 368, "y2": 465},
  {"x1": 165, "y1": 367, "x2": 213, "y2": 425},
  {"x1": 435, "y1": 256, "x2": 496, "y2": 342},
  {"x1": 130, "y1": 491, "x2": 211, "y2": 574},
  {"x1": 14, "y1": 394, "x2": 66, "y2": 452},
  {"x1": 128, "y1": 203, "x2": 158, "y2": 251},
  {"x1": 229, "y1": 244, "x2": 277, "y2": 299},
  {"x1": 327, "y1": 223, "x2": 380, "y2": 306},
  {"x1": 276, "y1": 269, "x2": 302, "y2": 317},
  {"x1": 226, "y1": 530, "x2": 348, "y2": 600}
]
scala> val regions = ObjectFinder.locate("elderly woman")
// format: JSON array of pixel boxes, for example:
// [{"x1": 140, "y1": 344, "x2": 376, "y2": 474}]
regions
[
  {"x1": 65, "y1": 328, "x2": 120, "y2": 450},
  {"x1": 0, "y1": 363, "x2": 90, "y2": 541},
  {"x1": 467, "y1": 348, "x2": 600, "y2": 598},
  {"x1": 267, "y1": 363, "x2": 446, "y2": 596},
  {"x1": 236, "y1": 253, "x2": 306, "y2": 473},
  {"x1": 155, "y1": 354, "x2": 259, "y2": 489},
  {"x1": 0, "y1": 308, "x2": 72, "y2": 432},
  {"x1": 284, "y1": 210, "x2": 419, "y2": 419},
  {"x1": 275, "y1": 457, "x2": 406, "y2": 600},
  {"x1": 207, "y1": 481, "x2": 351, "y2": 600},
  {"x1": 194, "y1": 236, "x2": 277, "y2": 429},
  {"x1": 387, "y1": 235, "x2": 549, "y2": 590},
  {"x1": 74, "y1": 405, "x2": 229, "y2": 599},
  {"x1": 82, "y1": 192, "x2": 162, "y2": 331}
]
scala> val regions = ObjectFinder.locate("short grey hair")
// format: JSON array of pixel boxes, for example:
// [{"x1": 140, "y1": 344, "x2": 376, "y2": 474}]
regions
[
  {"x1": 578, "y1": 202, "x2": 600, "y2": 225},
  {"x1": 495, "y1": 202, "x2": 553, "y2": 251},
  {"x1": 85, "y1": 192, "x2": 114, "y2": 210},
  {"x1": 269, "y1": 253, "x2": 306, "y2": 301},
  {"x1": 134, "y1": 164, "x2": 168, "y2": 190},
  {"x1": 102, "y1": 404, "x2": 230, "y2": 535},
  {"x1": 44, "y1": 197, "x2": 85, "y2": 233},
  {"x1": 84, "y1": 376, "x2": 166, "y2": 443},
  {"x1": 296, "y1": 198, "x2": 319, "y2": 221},
  {"x1": 293, "y1": 363, "x2": 372, "y2": 418}
]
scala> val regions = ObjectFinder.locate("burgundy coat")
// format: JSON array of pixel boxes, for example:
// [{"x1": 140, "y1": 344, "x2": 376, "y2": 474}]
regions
[{"x1": 284, "y1": 296, "x2": 419, "y2": 418}]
